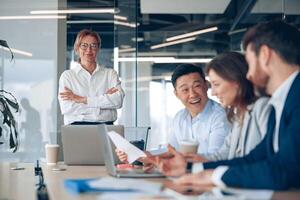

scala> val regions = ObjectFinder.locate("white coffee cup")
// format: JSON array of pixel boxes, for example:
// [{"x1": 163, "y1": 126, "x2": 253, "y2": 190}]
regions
[
  {"x1": 179, "y1": 140, "x2": 199, "y2": 154},
  {"x1": 45, "y1": 144, "x2": 59, "y2": 165}
]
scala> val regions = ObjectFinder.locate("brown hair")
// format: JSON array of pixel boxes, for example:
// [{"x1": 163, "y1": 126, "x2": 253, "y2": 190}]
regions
[
  {"x1": 205, "y1": 51, "x2": 256, "y2": 123},
  {"x1": 243, "y1": 20, "x2": 300, "y2": 66},
  {"x1": 74, "y1": 29, "x2": 101, "y2": 61}
]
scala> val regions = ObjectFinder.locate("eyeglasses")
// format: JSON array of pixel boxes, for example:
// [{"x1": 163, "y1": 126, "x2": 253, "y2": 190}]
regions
[{"x1": 79, "y1": 43, "x2": 99, "y2": 50}]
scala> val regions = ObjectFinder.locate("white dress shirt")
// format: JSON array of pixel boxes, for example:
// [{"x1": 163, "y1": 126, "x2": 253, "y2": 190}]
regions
[
  {"x1": 168, "y1": 99, "x2": 230, "y2": 155},
  {"x1": 210, "y1": 71, "x2": 299, "y2": 188},
  {"x1": 58, "y1": 62, "x2": 125, "y2": 125}
]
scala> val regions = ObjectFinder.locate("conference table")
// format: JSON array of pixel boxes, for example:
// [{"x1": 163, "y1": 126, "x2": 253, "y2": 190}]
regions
[{"x1": 1, "y1": 162, "x2": 299, "y2": 200}]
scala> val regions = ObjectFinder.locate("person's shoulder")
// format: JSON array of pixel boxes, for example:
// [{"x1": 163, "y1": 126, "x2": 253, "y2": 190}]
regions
[
  {"x1": 251, "y1": 97, "x2": 270, "y2": 122},
  {"x1": 209, "y1": 99, "x2": 226, "y2": 114},
  {"x1": 60, "y1": 69, "x2": 76, "y2": 79},
  {"x1": 173, "y1": 108, "x2": 188, "y2": 121},
  {"x1": 252, "y1": 97, "x2": 270, "y2": 111},
  {"x1": 98, "y1": 65, "x2": 118, "y2": 75}
]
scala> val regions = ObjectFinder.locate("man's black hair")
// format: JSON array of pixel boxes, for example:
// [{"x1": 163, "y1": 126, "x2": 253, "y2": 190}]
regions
[
  {"x1": 171, "y1": 64, "x2": 205, "y2": 88},
  {"x1": 243, "y1": 20, "x2": 300, "y2": 66}
]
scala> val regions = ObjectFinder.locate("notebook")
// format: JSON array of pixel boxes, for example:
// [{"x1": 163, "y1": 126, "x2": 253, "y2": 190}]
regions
[
  {"x1": 61, "y1": 125, "x2": 124, "y2": 165},
  {"x1": 98, "y1": 124, "x2": 164, "y2": 178}
]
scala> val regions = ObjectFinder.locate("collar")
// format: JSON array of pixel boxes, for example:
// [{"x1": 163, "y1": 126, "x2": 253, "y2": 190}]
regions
[
  {"x1": 71, "y1": 61, "x2": 101, "y2": 75},
  {"x1": 269, "y1": 71, "x2": 299, "y2": 107},
  {"x1": 186, "y1": 99, "x2": 212, "y2": 122}
]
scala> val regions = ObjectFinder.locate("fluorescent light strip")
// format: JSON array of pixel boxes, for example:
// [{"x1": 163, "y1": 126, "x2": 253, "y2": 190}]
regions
[
  {"x1": 66, "y1": 20, "x2": 136, "y2": 28},
  {"x1": 150, "y1": 37, "x2": 196, "y2": 50},
  {"x1": 1, "y1": 47, "x2": 32, "y2": 57},
  {"x1": 114, "y1": 20, "x2": 136, "y2": 28},
  {"x1": 119, "y1": 48, "x2": 136, "y2": 53},
  {"x1": 117, "y1": 57, "x2": 175, "y2": 62},
  {"x1": 114, "y1": 15, "x2": 127, "y2": 21},
  {"x1": 113, "y1": 47, "x2": 119, "y2": 73},
  {"x1": 154, "y1": 58, "x2": 212, "y2": 63},
  {"x1": 166, "y1": 26, "x2": 218, "y2": 42},
  {"x1": 0, "y1": 15, "x2": 66, "y2": 20},
  {"x1": 30, "y1": 8, "x2": 116, "y2": 14},
  {"x1": 67, "y1": 20, "x2": 114, "y2": 24}
]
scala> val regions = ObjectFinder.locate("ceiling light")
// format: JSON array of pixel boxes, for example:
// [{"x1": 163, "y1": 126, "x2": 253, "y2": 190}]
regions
[
  {"x1": 131, "y1": 37, "x2": 144, "y2": 42},
  {"x1": 166, "y1": 26, "x2": 218, "y2": 42},
  {"x1": 30, "y1": 8, "x2": 117, "y2": 14},
  {"x1": 66, "y1": 20, "x2": 137, "y2": 28},
  {"x1": 119, "y1": 48, "x2": 136, "y2": 53},
  {"x1": 67, "y1": 20, "x2": 113, "y2": 24},
  {"x1": 117, "y1": 57, "x2": 175, "y2": 62},
  {"x1": 1, "y1": 47, "x2": 32, "y2": 57},
  {"x1": 0, "y1": 15, "x2": 66, "y2": 20},
  {"x1": 114, "y1": 15, "x2": 128, "y2": 21},
  {"x1": 114, "y1": 20, "x2": 136, "y2": 28},
  {"x1": 150, "y1": 37, "x2": 196, "y2": 50},
  {"x1": 154, "y1": 58, "x2": 212, "y2": 63}
]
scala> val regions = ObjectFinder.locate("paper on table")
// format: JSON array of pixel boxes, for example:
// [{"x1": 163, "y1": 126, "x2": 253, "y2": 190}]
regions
[
  {"x1": 88, "y1": 177, "x2": 162, "y2": 194},
  {"x1": 107, "y1": 131, "x2": 146, "y2": 163}
]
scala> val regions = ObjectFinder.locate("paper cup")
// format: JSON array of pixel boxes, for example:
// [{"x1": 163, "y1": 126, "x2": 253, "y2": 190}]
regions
[
  {"x1": 45, "y1": 144, "x2": 59, "y2": 165},
  {"x1": 179, "y1": 140, "x2": 199, "y2": 154}
]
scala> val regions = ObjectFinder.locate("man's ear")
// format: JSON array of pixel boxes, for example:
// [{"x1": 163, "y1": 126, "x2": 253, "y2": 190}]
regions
[
  {"x1": 174, "y1": 89, "x2": 178, "y2": 98},
  {"x1": 259, "y1": 45, "x2": 271, "y2": 72},
  {"x1": 204, "y1": 80, "x2": 209, "y2": 91}
]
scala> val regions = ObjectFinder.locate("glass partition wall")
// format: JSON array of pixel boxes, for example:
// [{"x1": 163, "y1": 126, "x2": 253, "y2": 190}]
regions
[{"x1": 1, "y1": 0, "x2": 299, "y2": 161}]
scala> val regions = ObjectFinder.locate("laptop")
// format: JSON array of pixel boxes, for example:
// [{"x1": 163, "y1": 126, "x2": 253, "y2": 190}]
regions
[
  {"x1": 61, "y1": 125, "x2": 124, "y2": 165},
  {"x1": 98, "y1": 124, "x2": 164, "y2": 178}
]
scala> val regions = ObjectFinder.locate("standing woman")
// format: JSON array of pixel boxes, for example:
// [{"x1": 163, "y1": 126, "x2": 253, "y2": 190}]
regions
[{"x1": 58, "y1": 29, "x2": 125, "y2": 125}]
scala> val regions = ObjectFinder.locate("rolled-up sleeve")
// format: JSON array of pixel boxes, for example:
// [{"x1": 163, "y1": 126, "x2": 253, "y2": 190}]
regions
[{"x1": 58, "y1": 72, "x2": 91, "y2": 116}]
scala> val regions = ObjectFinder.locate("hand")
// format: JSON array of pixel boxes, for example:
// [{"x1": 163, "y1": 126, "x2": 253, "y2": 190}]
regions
[
  {"x1": 163, "y1": 179, "x2": 209, "y2": 195},
  {"x1": 115, "y1": 149, "x2": 129, "y2": 164},
  {"x1": 183, "y1": 153, "x2": 209, "y2": 163},
  {"x1": 155, "y1": 145, "x2": 187, "y2": 177},
  {"x1": 106, "y1": 87, "x2": 118, "y2": 94},
  {"x1": 174, "y1": 170, "x2": 215, "y2": 190},
  {"x1": 60, "y1": 87, "x2": 87, "y2": 104}
]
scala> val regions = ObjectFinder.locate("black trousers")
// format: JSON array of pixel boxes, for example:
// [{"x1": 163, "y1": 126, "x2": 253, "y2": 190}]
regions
[{"x1": 70, "y1": 121, "x2": 114, "y2": 125}]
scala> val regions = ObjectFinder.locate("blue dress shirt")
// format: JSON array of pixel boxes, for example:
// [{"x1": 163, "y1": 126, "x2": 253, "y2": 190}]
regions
[{"x1": 168, "y1": 99, "x2": 230, "y2": 154}]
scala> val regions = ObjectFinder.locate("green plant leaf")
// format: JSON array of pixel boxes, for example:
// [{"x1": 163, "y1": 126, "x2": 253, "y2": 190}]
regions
[
  {"x1": 4, "y1": 97, "x2": 19, "y2": 112},
  {"x1": 0, "y1": 40, "x2": 14, "y2": 61}
]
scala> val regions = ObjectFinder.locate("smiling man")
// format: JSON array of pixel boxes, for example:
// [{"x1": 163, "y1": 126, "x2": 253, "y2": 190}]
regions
[{"x1": 169, "y1": 64, "x2": 230, "y2": 155}]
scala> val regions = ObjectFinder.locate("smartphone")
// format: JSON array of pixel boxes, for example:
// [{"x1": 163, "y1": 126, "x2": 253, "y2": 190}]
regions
[{"x1": 148, "y1": 146, "x2": 168, "y2": 156}]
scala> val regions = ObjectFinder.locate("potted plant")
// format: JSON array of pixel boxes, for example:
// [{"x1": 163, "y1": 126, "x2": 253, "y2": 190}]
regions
[{"x1": 0, "y1": 40, "x2": 19, "y2": 152}]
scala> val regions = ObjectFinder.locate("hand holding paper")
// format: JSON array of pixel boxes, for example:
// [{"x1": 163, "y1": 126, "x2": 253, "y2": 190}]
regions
[{"x1": 107, "y1": 131, "x2": 146, "y2": 163}]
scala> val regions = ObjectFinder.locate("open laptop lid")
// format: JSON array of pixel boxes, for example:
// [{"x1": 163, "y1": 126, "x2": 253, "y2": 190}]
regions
[
  {"x1": 62, "y1": 125, "x2": 104, "y2": 165},
  {"x1": 61, "y1": 125, "x2": 124, "y2": 165},
  {"x1": 97, "y1": 125, "x2": 118, "y2": 175}
]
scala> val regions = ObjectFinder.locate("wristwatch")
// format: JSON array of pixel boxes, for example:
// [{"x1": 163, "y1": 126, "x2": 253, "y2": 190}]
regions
[{"x1": 186, "y1": 162, "x2": 193, "y2": 173}]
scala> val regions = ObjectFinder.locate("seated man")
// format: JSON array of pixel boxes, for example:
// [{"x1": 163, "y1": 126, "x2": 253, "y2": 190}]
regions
[
  {"x1": 117, "y1": 64, "x2": 230, "y2": 163},
  {"x1": 156, "y1": 21, "x2": 300, "y2": 190}
]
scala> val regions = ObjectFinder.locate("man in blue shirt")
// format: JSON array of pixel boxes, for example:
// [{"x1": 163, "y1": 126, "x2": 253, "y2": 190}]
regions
[
  {"x1": 116, "y1": 64, "x2": 230, "y2": 163},
  {"x1": 169, "y1": 64, "x2": 230, "y2": 155}
]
